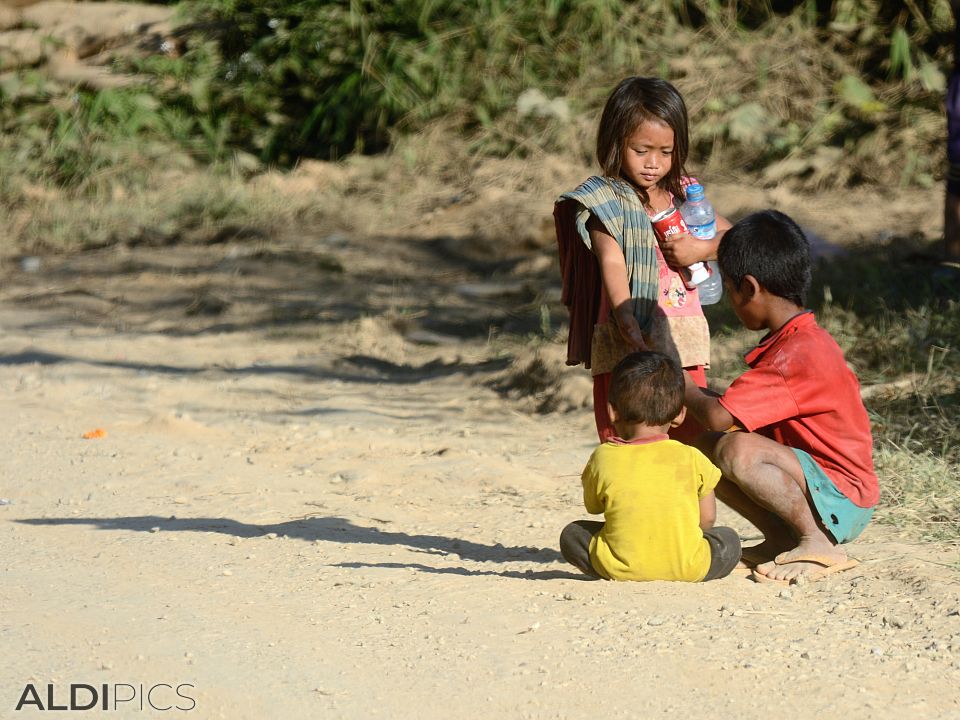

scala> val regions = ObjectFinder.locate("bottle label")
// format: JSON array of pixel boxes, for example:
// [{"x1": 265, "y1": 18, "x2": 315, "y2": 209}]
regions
[{"x1": 687, "y1": 219, "x2": 716, "y2": 240}]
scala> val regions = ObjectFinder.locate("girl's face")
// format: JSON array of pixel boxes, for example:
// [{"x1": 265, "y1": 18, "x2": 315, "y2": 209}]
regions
[{"x1": 620, "y1": 119, "x2": 674, "y2": 192}]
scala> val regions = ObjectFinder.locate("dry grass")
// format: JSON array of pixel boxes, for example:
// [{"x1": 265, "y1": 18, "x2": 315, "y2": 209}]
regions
[
  {"x1": 0, "y1": 154, "x2": 357, "y2": 256},
  {"x1": 872, "y1": 443, "x2": 960, "y2": 544}
]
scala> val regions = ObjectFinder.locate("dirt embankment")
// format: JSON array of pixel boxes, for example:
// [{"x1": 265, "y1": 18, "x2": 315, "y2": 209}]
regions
[{"x1": 0, "y1": 0, "x2": 174, "y2": 89}]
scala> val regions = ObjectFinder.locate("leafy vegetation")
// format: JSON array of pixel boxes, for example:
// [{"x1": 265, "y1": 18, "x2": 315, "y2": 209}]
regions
[
  {"x1": 1, "y1": 0, "x2": 956, "y2": 187},
  {"x1": 152, "y1": 0, "x2": 954, "y2": 183}
]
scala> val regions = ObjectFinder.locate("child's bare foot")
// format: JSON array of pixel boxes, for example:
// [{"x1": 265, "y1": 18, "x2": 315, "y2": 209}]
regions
[{"x1": 753, "y1": 538, "x2": 848, "y2": 582}]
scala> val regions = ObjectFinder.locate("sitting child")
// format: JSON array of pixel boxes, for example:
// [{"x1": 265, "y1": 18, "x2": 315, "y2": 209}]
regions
[
  {"x1": 682, "y1": 210, "x2": 879, "y2": 584},
  {"x1": 560, "y1": 351, "x2": 742, "y2": 582}
]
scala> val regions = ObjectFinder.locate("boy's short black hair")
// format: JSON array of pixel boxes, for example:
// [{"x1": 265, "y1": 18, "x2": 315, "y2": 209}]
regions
[
  {"x1": 609, "y1": 351, "x2": 683, "y2": 426},
  {"x1": 717, "y1": 210, "x2": 811, "y2": 306}
]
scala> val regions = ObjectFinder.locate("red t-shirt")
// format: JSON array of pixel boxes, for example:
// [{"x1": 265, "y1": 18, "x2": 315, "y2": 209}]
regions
[{"x1": 718, "y1": 312, "x2": 879, "y2": 508}]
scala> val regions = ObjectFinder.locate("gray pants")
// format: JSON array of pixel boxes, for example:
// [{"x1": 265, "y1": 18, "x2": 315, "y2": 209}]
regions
[{"x1": 559, "y1": 520, "x2": 742, "y2": 581}]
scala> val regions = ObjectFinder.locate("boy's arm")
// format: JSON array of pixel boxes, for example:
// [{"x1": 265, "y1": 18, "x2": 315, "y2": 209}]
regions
[
  {"x1": 581, "y1": 456, "x2": 604, "y2": 515},
  {"x1": 698, "y1": 491, "x2": 717, "y2": 531},
  {"x1": 587, "y1": 216, "x2": 647, "y2": 351},
  {"x1": 684, "y1": 371, "x2": 738, "y2": 432}
]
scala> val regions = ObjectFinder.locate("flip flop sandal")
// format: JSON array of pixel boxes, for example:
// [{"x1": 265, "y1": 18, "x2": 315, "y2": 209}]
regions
[{"x1": 750, "y1": 555, "x2": 860, "y2": 585}]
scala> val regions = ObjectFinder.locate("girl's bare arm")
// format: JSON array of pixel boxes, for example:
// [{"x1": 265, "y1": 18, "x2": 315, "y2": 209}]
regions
[{"x1": 586, "y1": 216, "x2": 647, "y2": 351}]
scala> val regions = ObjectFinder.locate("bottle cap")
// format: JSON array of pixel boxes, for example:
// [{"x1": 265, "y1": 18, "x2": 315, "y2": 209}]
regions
[
  {"x1": 686, "y1": 184, "x2": 704, "y2": 201},
  {"x1": 688, "y1": 263, "x2": 710, "y2": 285}
]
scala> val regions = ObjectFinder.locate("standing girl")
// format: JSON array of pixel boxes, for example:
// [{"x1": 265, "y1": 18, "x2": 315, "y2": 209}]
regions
[{"x1": 555, "y1": 76, "x2": 731, "y2": 442}]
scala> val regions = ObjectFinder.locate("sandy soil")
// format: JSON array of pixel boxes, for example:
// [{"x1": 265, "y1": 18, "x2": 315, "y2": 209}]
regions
[{"x1": 1, "y1": 181, "x2": 959, "y2": 720}]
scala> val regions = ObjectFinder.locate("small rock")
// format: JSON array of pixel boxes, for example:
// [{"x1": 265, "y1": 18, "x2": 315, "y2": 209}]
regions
[
  {"x1": 778, "y1": 589, "x2": 793, "y2": 600},
  {"x1": 263, "y1": 532, "x2": 278, "y2": 540},
  {"x1": 222, "y1": 569, "x2": 233, "y2": 576},
  {"x1": 871, "y1": 647, "x2": 884, "y2": 656},
  {"x1": 885, "y1": 616, "x2": 906, "y2": 629},
  {"x1": 149, "y1": 527, "x2": 160, "y2": 533},
  {"x1": 647, "y1": 617, "x2": 665, "y2": 627}
]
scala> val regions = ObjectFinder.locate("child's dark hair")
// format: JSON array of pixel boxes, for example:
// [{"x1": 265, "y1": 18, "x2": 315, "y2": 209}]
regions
[
  {"x1": 718, "y1": 210, "x2": 811, "y2": 307},
  {"x1": 609, "y1": 351, "x2": 684, "y2": 426},
  {"x1": 596, "y1": 76, "x2": 690, "y2": 207}
]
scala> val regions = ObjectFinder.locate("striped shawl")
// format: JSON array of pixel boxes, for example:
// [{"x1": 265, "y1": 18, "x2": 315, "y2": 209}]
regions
[{"x1": 554, "y1": 175, "x2": 659, "y2": 368}]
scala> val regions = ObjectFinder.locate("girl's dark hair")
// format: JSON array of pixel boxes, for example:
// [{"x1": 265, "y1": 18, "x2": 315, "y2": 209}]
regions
[
  {"x1": 609, "y1": 351, "x2": 684, "y2": 426},
  {"x1": 596, "y1": 76, "x2": 690, "y2": 206},
  {"x1": 717, "y1": 210, "x2": 811, "y2": 306}
]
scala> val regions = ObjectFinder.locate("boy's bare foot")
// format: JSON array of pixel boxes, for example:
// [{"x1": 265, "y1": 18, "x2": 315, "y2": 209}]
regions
[{"x1": 752, "y1": 538, "x2": 848, "y2": 582}]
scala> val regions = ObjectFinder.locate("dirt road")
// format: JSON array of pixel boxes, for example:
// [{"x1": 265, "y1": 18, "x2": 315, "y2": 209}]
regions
[{"x1": 1, "y1": 220, "x2": 959, "y2": 719}]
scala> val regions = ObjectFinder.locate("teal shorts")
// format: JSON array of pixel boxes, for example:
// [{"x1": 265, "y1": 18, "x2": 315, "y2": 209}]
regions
[{"x1": 792, "y1": 448, "x2": 875, "y2": 544}]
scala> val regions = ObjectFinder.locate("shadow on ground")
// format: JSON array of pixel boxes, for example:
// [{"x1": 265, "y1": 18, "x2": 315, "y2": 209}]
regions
[
  {"x1": 331, "y1": 561, "x2": 587, "y2": 580},
  {"x1": 2, "y1": 233, "x2": 558, "y2": 341},
  {"x1": 18, "y1": 515, "x2": 564, "y2": 567},
  {"x1": 0, "y1": 349, "x2": 510, "y2": 385}
]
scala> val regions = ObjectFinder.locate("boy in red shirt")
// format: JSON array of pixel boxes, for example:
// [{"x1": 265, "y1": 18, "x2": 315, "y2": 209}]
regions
[{"x1": 683, "y1": 210, "x2": 878, "y2": 584}]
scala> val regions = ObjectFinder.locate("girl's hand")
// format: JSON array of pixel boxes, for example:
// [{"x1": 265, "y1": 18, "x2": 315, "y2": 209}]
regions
[{"x1": 614, "y1": 303, "x2": 647, "y2": 351}]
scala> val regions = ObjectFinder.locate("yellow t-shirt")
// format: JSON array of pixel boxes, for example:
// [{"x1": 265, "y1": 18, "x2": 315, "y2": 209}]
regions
[{"x1": 582, "y1": 436, "x2": 722, "y2": 582}]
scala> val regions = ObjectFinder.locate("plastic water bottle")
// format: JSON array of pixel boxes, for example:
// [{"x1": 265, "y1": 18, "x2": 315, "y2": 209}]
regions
[{"x1": 679, "y1": 183, "x2": 722, "y2": 305}]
